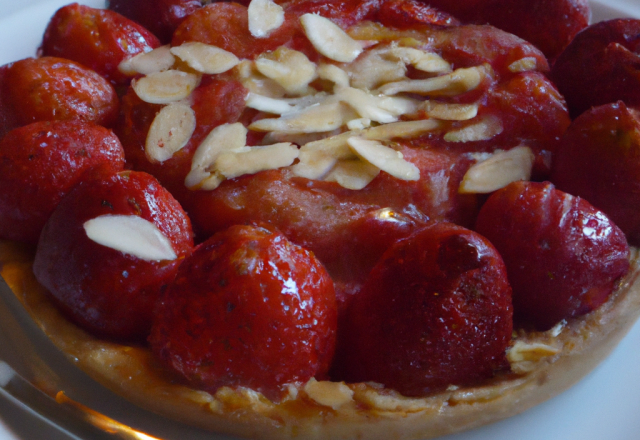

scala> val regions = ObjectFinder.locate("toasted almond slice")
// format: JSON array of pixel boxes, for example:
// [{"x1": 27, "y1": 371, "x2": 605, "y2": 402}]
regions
[
  {"x1": 248, "y1": 0, "x2": 285, "y2": 38},
  {"x1": 262, "y1": 128, "x2": 341, "y2": 147},
  {"x1": 345, "y1": 48, "x2": 406, "y2": 90},
  {"x1": 508, "y1": 57, "x2": 538, "y2": 73},
  {"x1": 185, "y1": 123, "x2": 248, "y2": 189},
  {"x1": 346, "y1": 118, "x2": 371, "y2": 130},
  {"x1": 422, "y1": 101, "x2": 479, "y2": 121},
  {"x1": 249, "y1": 100, "x2": 353, "y2": 133},
  {"x1": 255, "y1": 47, "x2": 317, "y2": 95},
  {"x1": 388, "y1": 46, "x2": 452, "y2": 73},
  {"x1": 378, "y1": 66, "x2": 484, "y2": 97},
  {"x1": 459, "y1": 146, "x2": 535, "y2": 194},
  {"x1": 289, "y1": 153, "x2": 339, "y2": 180},
  {"x1": 83, "y1": 215, "x2": 177, "y2": 261},
  {"x1": 444, "y1": 114, "x2": 503, "y2": 143},
  {"x1": 118, "y1": 45, "x2": 175, "y2": 76},
  {"x1": 303, "y1": 379, "x2": 354, "y2": 410},
  {"x1": 215, "y1": 143, "x2": 299, "y2": 179},
  {"x1": 324, "y1": 159, "x2": 380, "y2": 190},
  {"x1": 145, "y1": 103, "x2": 196, "y2": 163},
  {"x1": 363, "y1": 119, "x2": 440, "y2": 141},
  {"x1": 507, "y1": 340, "x2": 560, "y2": 374},
  {"x1": 347, "y1": 137, "x2": 419, "y2": 181},
  {"x1": 170, "y1": 42, "x2": 240, "y2": 75},
  {"x1": 133, "y1": 70, "x2": 200, "y2": 104},
  {"x1": 335, "y1": 87, "x2": 398, "y2": 123},
  {"x1": 316, "y1": 63, "x2": 351, "y2": 88},
  {"x1": 300, "y1": 13, "x2": 363, "y2": 63},
  {"x1": 245, "y1": 93, "x2": 293, "y2": 115},
  {"x1": 376, "y1": 95, "x2": 421, "y2": 117}
]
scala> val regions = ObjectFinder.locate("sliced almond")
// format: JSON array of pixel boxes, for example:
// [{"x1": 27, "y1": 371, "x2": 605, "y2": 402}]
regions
[
  {"x1": 422, "y1": 101, "x2": 479, "y2": 121},
  {"x1": 363, "y1": 119, "x2": 440, "y2": 141},
  {"x1": 215, "y1": 143, "x2": 299, "y2": 179},
  {"x1": 444, "y1": 114, "x2": 503, "y2": 143},
  {"x1": 508, "y1": 57, "x2": 538, "y2": 73},
  {"x1": 245, "y1": 93, "x2": 293, "y2": 115},
  {"x1": 300, "y1": 13, "x2": 363, "y2": 63},
  {"x1": 170, "y1": 42, "x2": 240, "y2": 75},
  {"x1": 344, "y1": 47, "x2": 406, "y2": 90},
  {"x1": 388, "y1": 46, "x2": 451, "y2": 74},
  {"x1": 248, "y1": 0, "x2": 285, "y2": 38},
  {"x1": 255, "y1": 47, "x2": 317, "y2": 95},
  {"x1": 289, "y1": 153, "x2": 339, "y2": 180},
  {"x1": 303, "y1": 379, "x2": 354, "y2": 410},
  {"x1": 324, "y1": 159, "x2": 380, "y2": 190},
  {"x1": 316, "y1": 63, "x2": 351, "y2": 88},
  {"x1": 335, "y1": 86, "x2": 398, "y2": 123},
  {"x1": 346, "y1": 118, "x2": 371, "y2": 130},
  {"x1": 347, "y1": 137, "x2": 419, "y2": 181},
  {"x1": 118, "y1": 45, "x2": 175, "y2": 76},
  {"x1": 458, "y1": 146, "x2": 535, "y2": 194},
  {"x1": 378, "y1": 66, "x2": 484, "y2": 97},
  {"x1": 248, "y1": 100, "x2": 353, "y2": 133},
  {"x1": 133, "y1": 70, "x2": 200, "y2": 104},
  {"x1": 185, "y1": 123, "x2": 248, "y2": 190},
  {"x1": 234, "y1": 60, "x2": 287, "y2": 98},
  {"x1": 507, "y1": 340, "x2": 560, "y2": 374},
  {"x1": 145, "y1": 103, "x2": 196, "y2": 163},
  {"x1": 83, "y1": 215, "x2": 177, "y2": 262}
]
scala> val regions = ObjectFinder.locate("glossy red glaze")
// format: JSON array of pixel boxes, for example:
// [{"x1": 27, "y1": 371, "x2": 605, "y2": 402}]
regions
[
  {"x1": 423, "y1": 0, "x2": 589, "y2": 60},
  {"x1": 0, "y1": 57, "x2": 119, "y2": 134},
  {"x1": 108, "y1": 0, "x2": 208, "y2": 44},
  {"x1": 376, "y1": 0, "x2": 460, "y2": 29},
  {"x1": 33, "y1": 170, "x2": 194, "y2": 341},
  {"x1": 475, "y1": 181, "x2": 630, "y2": 331},
  {"x1": 551, "y1": 18, "x2": 640, "y2": 118},
  {"x1": 336, "y1": 222, "x2": 513, "y2": 395},
  {"x1": 41, "y1": 3, "x2": 161, "y2": 85},
  {"x1": 552, "y1": 102, "x2": 640, "y2": 245},
  {"x1": 149, "y1": 225, "x2": 337, "y2": 401},
  {"x1": 0, "y1": 120, "x2": 125, "y2": 244}
]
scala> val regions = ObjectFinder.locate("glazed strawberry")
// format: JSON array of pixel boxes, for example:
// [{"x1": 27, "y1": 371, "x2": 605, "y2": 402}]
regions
[
  {"x1": 0, "y1": 57, "x2": 119, "y2": 136},
  {"x1": 41, "y1": 3, "x2": 161, "y2": 85},
  {"x1": 149, "y1": 225, "x2": 337, "y2": 401},
  {"x1": 475, "y1": 181, "x2": 630, "y2": 331},
  {"x1": 551, "y1": 19, "x2": 640, "y2": 118},
  {"x1": 33, "y1": 170, "x2": 194, "y2": 341},
  {"x1": 336, "y1": 222, "x2": 513, "y2": 396},
  {"x1": 0, "y1": 120, "x2": 125, "y2": 244},
  {"x1": 109, "y1": 0, "x2": 210, "y2": 44},
  {"x1": 551, "y1": 102, "x2": 640, "y2": 245}
]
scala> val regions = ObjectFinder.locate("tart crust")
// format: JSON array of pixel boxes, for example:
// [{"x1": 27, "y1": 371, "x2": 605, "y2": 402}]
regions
[{"x1": 2, "y1": 239, "x2": 640, "y2": 440}]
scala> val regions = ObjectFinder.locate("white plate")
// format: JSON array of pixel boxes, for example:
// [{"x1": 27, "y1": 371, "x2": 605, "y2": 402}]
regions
[{"x1": 0, "y1": 1, "x2": 639, "y2": 439}]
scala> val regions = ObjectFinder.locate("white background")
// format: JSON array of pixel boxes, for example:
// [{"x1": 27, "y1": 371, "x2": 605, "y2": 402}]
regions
[{"x1": 0, "y1": 0, "x2": 639, "y2": 439}]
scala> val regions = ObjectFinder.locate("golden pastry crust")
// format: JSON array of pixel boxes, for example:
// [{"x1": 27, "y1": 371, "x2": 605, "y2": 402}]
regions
[{"x1": 2, "y1": 240, "x2": 640, "y2": 440}]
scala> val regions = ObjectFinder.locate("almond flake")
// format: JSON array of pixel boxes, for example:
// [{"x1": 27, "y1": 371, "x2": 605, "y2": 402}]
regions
[
  {"x1": 345, "y1": 48, "x2": 406, "y2": 90},
  {"x1": 83, "y1": 215, "x2": 177, "y2": 261},
  {"x1": 444, "y1": 114, "x2": 503, "y2": 143},
  {"x1": 118, "y1": 45, "x2": 175, "y2": 76},
  {"x1": 290, "y1": 135, "x2": 356, "y2": 179},
  {"x1": 249, "y1": 100, "x2": 353, "y2": 133},
  {"x1": 170, "y1": 42, "x2": 240, "y2": 75},
  {"x1": 300, "y1": 13, "x2": 363, "y2": 63},
  {"x1": 422, "y1": 101, "x2": 479, "y2": 121},
  {"x1": 215, "y1": 143, "x2": 299, "y2": 179},
  {"x1": 245, "y1": 92, "x2": 293, "y2": 114},
  {"x1": 146, "y1": 103, "x2": 196, "y2": 163},
  {"x1": 388, "y1": 47, "x2": 451, "y2": 73},
  {"x1": 346, "y1": 118, "x2": 371, "y2": 130},
  {"x1": 317, "y1": 63, "x2": 351, "y2": 88},
  {"x1": 234, "y1": 60, "x2": 287, "y2": 98},
  {"x1": 335, "y1": 87, "x2": 398, "y2": 123},
  {"x1": 378, "y1": 66, "x2": 484, "y2": 97},
  {"x1": 255, "y1": 47, "x2": 317, "y2": 95},
  {"x1": 347, "y1": 137, "x2": 419, "y2": 181},
  {"x1": 507, "y1": 340, "x2": 560, "y2": 374},
  {"x1": 248, "y1": 0, "x2": 285, "y2": 38},
  {"x1": 133, "y1": 70, "x2": 200, "y2": 104},
  {"x1": 303, "y1": 379, "x2": 354, "y2": 410},
  {"x1": 325, "y1": 159, "x2": 380, "y2": 190},
  {"x1": 459, "y1": 146, "x2": 534, "y2": 194},
  {"x1": 508, "y1": 57, "x2": 538, "y2": 73},
  {"x1": 363, "y1": 119, "x2": 440, "y2": 140},
  {"x1": 185, "y1": 123, "x2": 248, "y2": 190}
]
